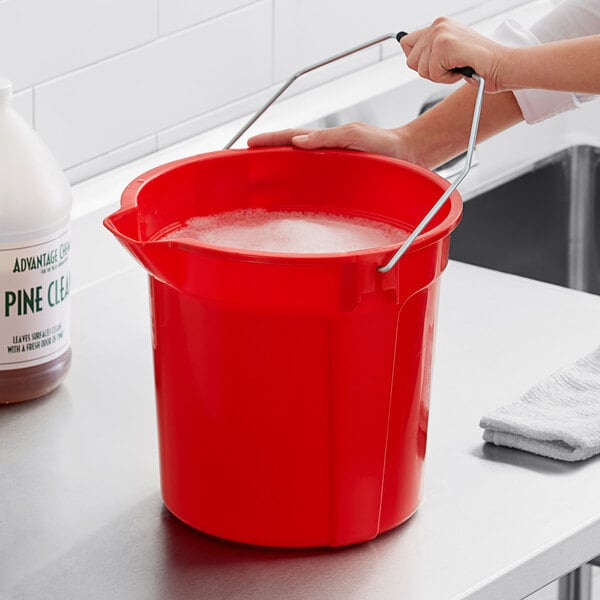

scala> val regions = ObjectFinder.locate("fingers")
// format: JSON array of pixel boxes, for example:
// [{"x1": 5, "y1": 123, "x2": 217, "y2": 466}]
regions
[
  {"x1": 401, "y1": 26, "x2": 434, "y2": 77},
  {"x1": 246, "y1": 123, "x2": 403, "y2": 160},
  {"x1": 290, "y1": 125, "x2": 364, "y2": 150},
  {"x1": 247, "y1": 128, "x2": 312, "y2": 147},
  {"x1": 248, "y1": 124, "x2": 375, "y2": 152},
  {"x1": 399, "y1": 27, "x2": 423, "y2": 56},
  {"x1": 247, "y1": 127, "x2": 350, "y2": 150},
  {"x1": 400, "y1": 18, "x2": 473, "y2": 85}
]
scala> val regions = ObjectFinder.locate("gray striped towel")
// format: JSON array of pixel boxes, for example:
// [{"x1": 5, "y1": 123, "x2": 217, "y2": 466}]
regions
[{"x1": 480, "y1": 346, "x2": 600, "y2": 462}]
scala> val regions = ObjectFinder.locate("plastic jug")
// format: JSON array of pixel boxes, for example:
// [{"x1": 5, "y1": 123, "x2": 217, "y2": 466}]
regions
[{"x1": 0, "y1": 77, "x2": 72, "y2": 403}]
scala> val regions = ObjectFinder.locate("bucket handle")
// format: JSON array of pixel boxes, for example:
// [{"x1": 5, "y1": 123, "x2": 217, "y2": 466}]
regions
[
  {"x1": 379, "y1": 68, "x2": 484, "y2": 272},
  {"x1": 224, "y1": 32, "x2": 400, "y2": 150},
  {"x1": 224, "y1": 32, "x2": 485, "y2": 274}
]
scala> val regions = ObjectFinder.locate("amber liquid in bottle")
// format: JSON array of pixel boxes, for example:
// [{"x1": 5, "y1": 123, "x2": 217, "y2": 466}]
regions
[{"x1": 0, "y1": 350, "x2": 71, "y2": 404}]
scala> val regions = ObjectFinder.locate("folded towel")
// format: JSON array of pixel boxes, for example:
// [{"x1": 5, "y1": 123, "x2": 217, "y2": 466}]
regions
[{"x1": 480, "y1": 346, "x2": 600, "y2": 462}]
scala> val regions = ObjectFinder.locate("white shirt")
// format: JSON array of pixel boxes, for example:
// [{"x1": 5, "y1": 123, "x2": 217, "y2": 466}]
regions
[{"x1": 493, "y1": 0, "x2": 600, "y2": 123}]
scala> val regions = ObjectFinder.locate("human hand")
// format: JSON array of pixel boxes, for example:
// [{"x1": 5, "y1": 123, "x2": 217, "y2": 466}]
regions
[
  {"x1": 247, "y1": 123, "x2": 416, "y2": 162},
  {"x1": 400, "y1": 18, "x2": 511, "y2": 92}
]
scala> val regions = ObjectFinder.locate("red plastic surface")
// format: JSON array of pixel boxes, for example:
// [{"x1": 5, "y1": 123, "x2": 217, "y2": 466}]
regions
[{"x1": 104, "y1": 147, "x2": 462, "y2": 547}]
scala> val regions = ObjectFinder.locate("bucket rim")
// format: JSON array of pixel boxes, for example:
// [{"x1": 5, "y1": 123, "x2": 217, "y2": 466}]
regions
[{"x1": 105, "y1": 146, "x2": 462, "y2": 264}]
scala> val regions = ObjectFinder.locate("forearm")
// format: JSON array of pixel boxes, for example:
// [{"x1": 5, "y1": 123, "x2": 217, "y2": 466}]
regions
[
  {"x1": 249, "y1": 78, "x2": 524, "y2": 165},
  {"x1": 395, "y1": 84, "x2": 524, "y2": 170},
  {"x1": 502, "y1": 35, "x2": 600, "y2": 94}
]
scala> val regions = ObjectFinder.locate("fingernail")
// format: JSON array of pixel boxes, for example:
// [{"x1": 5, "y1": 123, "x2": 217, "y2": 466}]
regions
[{"x1": 293, "y1": 134, "x2": 309, "y2": 143}]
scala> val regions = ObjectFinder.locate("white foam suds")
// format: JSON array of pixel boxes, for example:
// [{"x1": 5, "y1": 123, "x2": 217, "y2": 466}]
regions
[{"x1": 162, "y1": 209, "x2": 409, "y2": 254}]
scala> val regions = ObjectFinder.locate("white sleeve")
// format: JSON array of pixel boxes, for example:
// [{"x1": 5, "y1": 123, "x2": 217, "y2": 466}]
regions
[
  {"x1": 529, "y1": 0, "x2": 600, "y2": 40},
  {"x1": 492, "y1": 0, "x2": 600, "y2": 124}
]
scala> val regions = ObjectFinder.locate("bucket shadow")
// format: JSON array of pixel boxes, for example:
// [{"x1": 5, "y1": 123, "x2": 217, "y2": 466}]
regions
[
  {"x1": 4, "y1": 493, "x2": 411, "y2": 600},
  {"x1": 156, "y1": 505, "x2": 411, "y2": 600}
]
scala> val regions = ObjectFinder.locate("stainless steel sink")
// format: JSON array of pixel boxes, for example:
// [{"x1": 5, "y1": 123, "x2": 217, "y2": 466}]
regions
[
  {"x1": 450, "y1": 145, "x2": 600, "y2": 295},
  {"x1": 299, "y1": 65, "x2": 600, "y2": 295}
]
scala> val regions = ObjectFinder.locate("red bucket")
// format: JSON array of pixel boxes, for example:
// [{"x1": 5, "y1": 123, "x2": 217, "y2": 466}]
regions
[{"x1": 104, "y1": 146, "x2": 462, "y2": 547}]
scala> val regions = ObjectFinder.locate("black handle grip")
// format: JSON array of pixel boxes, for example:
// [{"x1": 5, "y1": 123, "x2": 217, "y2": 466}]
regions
[
  {"x1": 451, "y1": 66, "x2": 475, "y2": 78},
  {"x1": 395, "y1": 31, "x2": 475, "y2": 78}
]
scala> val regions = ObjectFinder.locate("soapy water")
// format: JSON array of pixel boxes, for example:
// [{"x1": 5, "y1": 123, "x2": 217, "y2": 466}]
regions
[{"x1": 162, "y1": 208, "x2": 410, "y2": 254}]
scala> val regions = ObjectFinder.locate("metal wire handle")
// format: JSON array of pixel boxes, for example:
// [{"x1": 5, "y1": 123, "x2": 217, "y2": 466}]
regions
[
  {"x1": 224, "y1": 32, "x2": 399, "y2": 150},
  {"x1": 378, "y1": 71, "x2": 485, "y2": 272},
  {"x1": 224, "y1": 32, "x2": 485, "y2": 274}
]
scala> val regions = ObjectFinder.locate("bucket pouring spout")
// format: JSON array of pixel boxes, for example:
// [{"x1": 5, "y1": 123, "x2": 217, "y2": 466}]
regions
[{"x1": 103, "y1": 207, "x2": 186, "y2": 289}]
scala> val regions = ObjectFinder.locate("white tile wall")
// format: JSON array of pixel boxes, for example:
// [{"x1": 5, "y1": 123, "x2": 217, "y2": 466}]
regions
[
  {"x1": 155, "y1": 86, "x2": 277, "y2": 151},
  {"x1": 0, "y1": 0, "x2": 156, "y2": 90},
  {"x1": 35, "y1": 2, "x2": 272, "y2": 170},
  {"x1": 158, "y1": 0, "x2": 258, "y2": 36},
  {"x1": 12, "y1": 88, "x2": 33, "y2": 126},
  {"x1": 273, "y1": 0, "x2": 481, "y2": 85},
  {"x1": 66, "y1": 135, "x2": 157, "y2": 184},
  {"x1": 0, "y1": 0, "x2": 537, "y2": 189}
]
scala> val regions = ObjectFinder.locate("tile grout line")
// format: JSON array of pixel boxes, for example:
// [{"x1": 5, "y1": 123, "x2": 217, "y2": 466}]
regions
[
  {"x1": 270, "y1": 0, "x2": 276, "y2": 85},
  {"x1": 17, "y1": 3, "x2": 261, "y2": 93},
  {"x1": 31, "y1": 86, "x2": 36, "y2": 130},
  {"x1": 71, "y1": 265, "x2": 138, "y2": 297},
  {"x1": 155, "y1": 0, "x2": 160, "y2": 39}
]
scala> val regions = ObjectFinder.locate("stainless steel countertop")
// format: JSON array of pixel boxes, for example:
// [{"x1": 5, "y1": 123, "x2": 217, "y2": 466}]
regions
[
  {"x1": 3, "y1": 253, "x2": 600, "y2": 599},
  {"x1": 5, "y1": 7, "x2": 600, "y2": 592}
]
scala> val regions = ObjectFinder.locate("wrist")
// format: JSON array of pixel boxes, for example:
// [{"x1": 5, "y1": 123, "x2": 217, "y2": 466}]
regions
[
  {"x1": 391, "y1": 125, "x2": 429, "y2": 168},
  {"x1": 496, "y1": 46, "x2": 521, "y2": 91}
]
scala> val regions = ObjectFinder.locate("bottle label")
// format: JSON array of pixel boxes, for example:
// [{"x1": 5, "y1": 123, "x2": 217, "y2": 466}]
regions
[{"x1": 0, "y1": 228, "x2": 71, "y2": 370}]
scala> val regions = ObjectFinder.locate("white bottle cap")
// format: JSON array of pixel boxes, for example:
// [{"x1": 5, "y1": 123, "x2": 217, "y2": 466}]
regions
[{"x1": 0, "y1": 77, "x2": 13, "y2": 99}]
